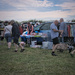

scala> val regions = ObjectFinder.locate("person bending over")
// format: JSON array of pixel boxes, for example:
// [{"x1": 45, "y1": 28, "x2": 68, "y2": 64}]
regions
[{"x1": 27, "y1": 22, "x2": 33, "y2": 35}]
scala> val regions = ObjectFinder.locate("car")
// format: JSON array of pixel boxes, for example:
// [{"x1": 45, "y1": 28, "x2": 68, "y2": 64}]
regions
[
  {"x1": 34, "y1": 22, "x2": 75, "y2": 45},
  {"x1": 21, "y1": 22, "x2": 52, "y2": 44},
  {"x1": 34, "y1": 22, "x2": 53, "y2": 42},
  {"x1": 0, "y1": 21, "x2": 5, "y2": 41},
  {"x1": 21, "y1": 22, "x2": 75, "y2": 45}
]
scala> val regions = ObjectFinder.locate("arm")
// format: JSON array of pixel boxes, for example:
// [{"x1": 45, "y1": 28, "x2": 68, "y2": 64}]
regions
[
  {"x1": 52, "y1": 29, "x2": 60, "y2": 32},
  {"x1": 30, "y1": 26, "x2": 34, "y2": 34},
  {"x1": 52, "y1": 29, "x2": 63, "y2": 33},
  {"x1": 3, "y1": 28, "x2": 5, "y2": 36},
  {"x1": 27, "y1": 26, "x2": 29, "y2": 34},
  {"x1": 59, "y1": 23, "x2": 64, "y2": 32},
  {"x1": 53, "y1": 29, "x2": 63, "y2": 37},
  {"x1": 51, "y1": 24, "x2": 63, "y2": 33}
]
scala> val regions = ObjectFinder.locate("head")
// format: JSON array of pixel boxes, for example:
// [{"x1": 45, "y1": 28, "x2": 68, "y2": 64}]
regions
[
  {"x1": 54, "y1": 20, "x2": 59, "y2": 25},
  {"x1": 60, "y1": 18, "x2": 64, "y2": 23},
  {"x1": 10, "y1": 20, "x2": 15, "y2": 25},
  {"x1": 36, "y1": 23, "x2": 38, "y2": 25},
  {"x1": 8, "y1": 21, "x2": 11, "y2": 25},
  {"x1": 28, "y1": 22, "x2": 31, "y2": 26},
  {"x1": 23, "y1": 24, "x2": 25, "y2": 27}
]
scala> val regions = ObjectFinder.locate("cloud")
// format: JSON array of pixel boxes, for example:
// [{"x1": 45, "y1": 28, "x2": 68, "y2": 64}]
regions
[
  {"x1": 0, "y1": 0, "x2": 75, "y2": 21},
  {"x1": 0, "y1": 10, "x2": 75, "y2": 21},
  {"x1": 1, "y1": 0, "x2": 53, "y2": 10},
  {"x1": 55, "y1": 2, "x2": 75, "y2": 10}
]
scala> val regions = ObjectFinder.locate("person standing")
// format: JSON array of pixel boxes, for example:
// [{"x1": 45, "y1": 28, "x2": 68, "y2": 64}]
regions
[
  {"x1": 50, "y1": 20, "x2": 63, "y2": 56},
  {"x1": 4, "y1": 21, "x2": 12, "y2": 49},
  {"x1": 59, "y1": 18, "x2": 68, "y2": 42},
  {"x1": 11, "y1": 20, "x2": 20, "y2": 52}
]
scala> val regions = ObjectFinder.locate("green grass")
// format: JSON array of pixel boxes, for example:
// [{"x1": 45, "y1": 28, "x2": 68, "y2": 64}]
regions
[{"x1": 0, "y1": 41, "x2": 75, "y2": 75}]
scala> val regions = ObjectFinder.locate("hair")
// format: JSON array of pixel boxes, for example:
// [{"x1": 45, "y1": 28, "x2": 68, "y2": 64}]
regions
[
  {"x1": 28, "y1": 22, "x2": 30, "y2": 24},
  {"x1": 10, "y1": 20, "x2": 15, "y2": 24},
  {"x1": 54, "y1": 20, "x2": 58, "y2": 23},
  {"x1": 8, "y1": 21, "x2": 11, "y2": 25},
  {"x1": 60, "y1": 18, "x2": 64, "y2": 22}
]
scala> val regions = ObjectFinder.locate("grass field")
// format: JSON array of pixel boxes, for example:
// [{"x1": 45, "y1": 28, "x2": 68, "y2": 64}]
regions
[{"x1": 0, "y1": 41, "x2": 75, "y2": 75}]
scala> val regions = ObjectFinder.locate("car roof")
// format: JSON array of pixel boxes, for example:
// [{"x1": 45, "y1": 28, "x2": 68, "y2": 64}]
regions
[
  {"x1": 65, "y1": 22, "x2": 75, "y2": 24},
  {"x1": 43, "y1": 22, "x2": 75, "y2": 24}
]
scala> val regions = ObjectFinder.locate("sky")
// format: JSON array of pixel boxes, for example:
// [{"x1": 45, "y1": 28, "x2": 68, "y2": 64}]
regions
[{"x1": 0, "y1": 0, "x2": 75, "y2": 21}]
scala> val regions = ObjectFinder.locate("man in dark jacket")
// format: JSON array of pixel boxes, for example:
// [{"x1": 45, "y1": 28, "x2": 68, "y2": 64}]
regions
[{"x1": 11, "y1": 20, "x2": 20, "y2": 52}]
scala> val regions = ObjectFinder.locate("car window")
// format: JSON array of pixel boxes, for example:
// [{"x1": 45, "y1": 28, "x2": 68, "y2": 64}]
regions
[
  {"x1": 34, "y1": 25, "x2": 42, "y2": 31},
  {"x1": 0, "y1": 23, "x2": 4, "y2": 28},
  {"x1": 40, "y1": 23, "x2": 51, "y2": 30},
  {"x1": 0, "y1": 23, "x2": 3, "y2": 25}
]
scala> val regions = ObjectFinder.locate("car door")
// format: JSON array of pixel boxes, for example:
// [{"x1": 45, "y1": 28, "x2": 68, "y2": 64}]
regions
[{"x1": 40, "y1": 23, "x2": 52, "y2": 41}]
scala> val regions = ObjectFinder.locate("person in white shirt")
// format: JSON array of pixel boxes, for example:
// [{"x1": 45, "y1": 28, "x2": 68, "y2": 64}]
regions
[
  {"x1": 4, "y1": 22, "x2": 12, "y2": 49},
  {"x1": 50, "y1": 20, "x2": 63, "y2": 56}
]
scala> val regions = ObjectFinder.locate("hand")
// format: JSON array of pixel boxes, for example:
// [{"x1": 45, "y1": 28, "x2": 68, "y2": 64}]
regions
[
  {"x1": 59, "y1": 31, "x2": 63, "y2": 37},
  {"x1": 59, "y1": 30, "x2": 63, "y2": 33},
  {"x1": 60, "y1": 34, "x2": 62, "y2": 37},
  {"x1": 1, "y1": 35, "x2": 3, "y2": 37}
]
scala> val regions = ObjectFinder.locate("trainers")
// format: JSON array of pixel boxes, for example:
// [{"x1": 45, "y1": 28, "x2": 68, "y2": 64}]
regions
[
  {"x1": 20, "y1": 49, "x2": 25, "y2": 52},
  {"x1": 14, "y1": 50, "x2": 18, "y2": 52},
  {"x1": 69, "y1": 48, "x2": 72, "y2": 53},
  {"x1": 8, "y1": 48, "x2": 10, "y2": 50},
  {"x1": 70, "y1": 53, "x2": 74, "y2": 57},
  {"x1": 51, "y1": 53, "x2": 57, "y2": 56}
]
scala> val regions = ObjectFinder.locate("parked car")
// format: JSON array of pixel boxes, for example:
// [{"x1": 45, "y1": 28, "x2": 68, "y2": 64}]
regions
[
  {"x1": 34, "y1": 22, "x2": 52, "y2": 42},
  {"x1": 34, "y1": 22, "x2": 75, "y2": 44},
  {"x1": 0, "y1": 21, "x2": 5, "y2": 40},
  {"x1": 21, "y1": 22, "x2": 52, "y2": 44},
  {"x1": 21, "y1": 22, "x2": 75, "y2": 45}
]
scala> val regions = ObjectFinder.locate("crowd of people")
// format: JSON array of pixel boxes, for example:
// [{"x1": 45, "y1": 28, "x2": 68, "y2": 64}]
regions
[
  {"x1": 50, "y1": 18, "x2": 75, "y2": 57},
  {"x1": 3, "y1": 20, "x2": 34, "y2": 52},
  {"x1": 2, "y1": 19, "x2": 75, "y2": 57}
]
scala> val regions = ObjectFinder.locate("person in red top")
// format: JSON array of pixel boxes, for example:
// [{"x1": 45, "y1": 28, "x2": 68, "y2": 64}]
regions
[{"x1": 19, "y1": 25, "x2": 23, "y2": 35}]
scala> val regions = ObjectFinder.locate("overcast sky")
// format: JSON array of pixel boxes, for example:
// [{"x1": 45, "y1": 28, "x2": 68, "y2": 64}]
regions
[{"x1": 0, "y1": 0, "x2": 75, "y2": 21}]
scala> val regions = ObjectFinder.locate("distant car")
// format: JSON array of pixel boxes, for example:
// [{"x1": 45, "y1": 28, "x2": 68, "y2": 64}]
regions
[
  {"x1": 0, "y1": 21, "x2": 5, "y2": 40},
  {"x1": 22, "y1": 23, "x2": 28, "y2": 32}
]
